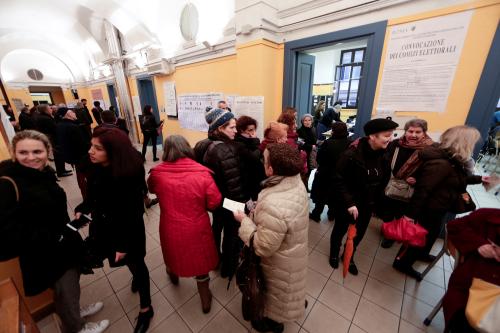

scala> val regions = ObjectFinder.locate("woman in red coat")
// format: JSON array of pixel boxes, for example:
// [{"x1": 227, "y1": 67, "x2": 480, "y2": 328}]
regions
[
  {"x1": 148, "y1": 135, "x2": 222, "y2": 314},
  {"x1": 443, "y1": 208, "x2": 500, "y2": 332}
]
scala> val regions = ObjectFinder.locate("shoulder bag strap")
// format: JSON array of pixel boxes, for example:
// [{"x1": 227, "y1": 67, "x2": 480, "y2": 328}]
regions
[
  {"x1": 390, "y1": 147, "x2": 400, "y2": 172},
  {"x1": 0, "y1": 176, "x2": 19, "y2": 202}
]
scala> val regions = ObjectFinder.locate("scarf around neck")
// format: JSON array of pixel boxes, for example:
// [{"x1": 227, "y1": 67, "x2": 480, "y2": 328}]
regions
[{"x1": 395, "y1": 134, "x2": 434, "y2": 179}]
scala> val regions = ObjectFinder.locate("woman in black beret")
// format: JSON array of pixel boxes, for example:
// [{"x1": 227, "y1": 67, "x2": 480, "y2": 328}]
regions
[{"x1": 329, "y1": 118, "x2": 398, "y2": 274}]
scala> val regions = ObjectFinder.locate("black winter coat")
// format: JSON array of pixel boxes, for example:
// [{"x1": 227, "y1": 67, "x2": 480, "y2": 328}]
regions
[
  {"x1": 311, "y1": 137, "x2": 351, "y2": 203},
  {"x1": 140, "y1": 114, "x2": 159, "y2": 134},
  {"x1": 333, "y1": 137, "x2": 390, "y2": 210},
  {"x1": 234, "y1": 134, "x2": 266, "y2": 200},
  {"x1": 75, "y1": 164, "x2": 146, "y2": 263},
  {"x1": 0, "y1": 161, "x2": 79, "y2": 296},
  {"x1": 194, "y1": 134, "x2": 247, "y2": 202},
  {"x1": 35, "y1": 113, "x2": 57, "y2": 144},
  {"x1": 92, "y1": 107, "x2": 103, "y2": 125},
  {"x1": 19, "y1": 112, "x2": 35, "y2": 130},
  {"x1": 297, "y1": 126, "x2": 317, "y2": 153},
  {"x1": 405, "y1": 145, "x2": 482, "y2": 219},
  {"x1": 74, "y1": 107, "x2": 93, "y2": 126},
  {"x1": 56, "y1": 119, "x2": 90, "y2": 165}
]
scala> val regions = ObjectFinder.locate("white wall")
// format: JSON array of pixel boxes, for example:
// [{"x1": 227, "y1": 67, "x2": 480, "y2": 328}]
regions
[{"x1": 307, "y1": 39, "x2": 368, "y2": 85}]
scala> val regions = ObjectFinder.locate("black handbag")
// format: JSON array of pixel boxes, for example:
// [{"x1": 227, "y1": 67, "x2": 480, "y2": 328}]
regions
[
  {"x1": 236, "y1": 234, "x2": 266, "y2": 322},
  {"x1": 452, "y1": 191, "x2": 476, "y2": 214},
  {"x1": 0, "y1": 176, "x2": 20, "y2": 262}
]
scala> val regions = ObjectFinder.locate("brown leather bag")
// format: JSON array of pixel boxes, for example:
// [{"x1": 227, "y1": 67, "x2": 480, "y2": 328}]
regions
[{"x1": 236, "y1": 234, "x2": 266, "y2": 321}]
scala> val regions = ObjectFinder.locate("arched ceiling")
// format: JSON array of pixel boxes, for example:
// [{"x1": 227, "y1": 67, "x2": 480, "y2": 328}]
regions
[{"x1": 0, "y1": 0, "x2": 234, "y2": 85}]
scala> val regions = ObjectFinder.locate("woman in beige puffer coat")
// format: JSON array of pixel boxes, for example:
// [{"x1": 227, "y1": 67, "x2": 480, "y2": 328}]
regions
[{"x1": 235, "y1": 143, "x2": 309, "y2": 332}]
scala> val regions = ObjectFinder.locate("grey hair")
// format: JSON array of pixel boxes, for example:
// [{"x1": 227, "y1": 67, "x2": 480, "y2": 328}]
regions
[{"x1": 404, "y1": 119, "x2": 428, "y2": 132}]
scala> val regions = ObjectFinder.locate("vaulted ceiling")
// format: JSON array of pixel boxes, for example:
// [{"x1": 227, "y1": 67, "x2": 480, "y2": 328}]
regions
[{"x1": 0, "y1": 0, "x2": 234, "y2": 84}]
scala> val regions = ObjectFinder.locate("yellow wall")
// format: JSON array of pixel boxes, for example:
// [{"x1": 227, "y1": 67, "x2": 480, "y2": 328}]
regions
[
  {"x1": 4, "y1": 87, "x2": 32, "y2": 114},
  {"x1": 372, "y1": 0, "x2": 500, "y2": 132},
  {"x1": 149, "y1": 40, "x2": 284, "y2": 147},
  {"x1": 0, "y1": 134, "x2": 9, "y2": 160}
]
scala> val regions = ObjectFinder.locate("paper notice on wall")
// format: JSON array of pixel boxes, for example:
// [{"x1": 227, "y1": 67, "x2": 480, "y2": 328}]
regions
[
  {"x1": 91, "y1": 89, "x2": 104, "y2": 101},
  {"x1": 132, "y1": 96, "x2": 142, "y2": 116},
  {"x1": 377, "y1": 10, "x2": 472, "y2": 112},
  {"x1": 163, "y1": 81, "x2": 177, "y2": 116},
  {"x1": 178, "y1": 93, "x2": 223, "y2": 132},
  {"x1": 232, "y1": 96, "x2": 265, "y2": 138},
  {"x1": 12, "y1": 98, "x2": 24, "y2": 113},
  {"x1": 225, "y1": 95, "x2": 238, "y2": 110}
]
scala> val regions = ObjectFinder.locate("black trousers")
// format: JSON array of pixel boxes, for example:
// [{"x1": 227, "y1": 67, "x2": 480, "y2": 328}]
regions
[
  {"x1": 126, "y1": 257, "x2": 151, "y2": 309},
  {"x1": 330, "y1": 204, "x2": 373, "y2": 259},
  {"x1": 141, "y1": 132, "x2": 158, "y2": 159},
  {"x1": 396, "y1": 210, "x2": 446, "y2": 267},
  {"x1": 213, "y1": 208, "x2": 243, "y2": 277}
]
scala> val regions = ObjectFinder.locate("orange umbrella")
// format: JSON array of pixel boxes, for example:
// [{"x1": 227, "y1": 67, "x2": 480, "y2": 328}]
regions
[{"x1": 343, "y1": 224, "x2": 357, "y2": 278}]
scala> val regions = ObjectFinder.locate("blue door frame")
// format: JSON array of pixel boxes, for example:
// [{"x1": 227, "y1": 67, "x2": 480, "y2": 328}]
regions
[
  {"x1": 283, "y1": 21, "x2": 387, "y2": 137},
  {"x1": 465, "y1": 23, "x2": 500, "y2": 157},
  {"x1": 137, "y1": 76, "x2": 162, "y2": 145}
]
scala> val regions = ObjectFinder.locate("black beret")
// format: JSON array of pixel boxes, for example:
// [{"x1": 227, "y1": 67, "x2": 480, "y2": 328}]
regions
[{"x1": 363, "y1": 118, "x2": 399, "y2": 135}]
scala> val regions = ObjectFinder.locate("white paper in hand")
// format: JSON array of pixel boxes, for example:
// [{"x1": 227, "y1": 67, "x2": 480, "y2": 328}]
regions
[{"x1": 223, "y1": 198, "x2": 246, "y2": 213}]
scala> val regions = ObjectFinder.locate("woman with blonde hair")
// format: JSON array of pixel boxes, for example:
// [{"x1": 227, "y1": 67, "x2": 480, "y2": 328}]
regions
[
  {"x1": 394, "y1": 125, "x2": 490, "y2": 280},
  {"x1": 0, "y1": 130, "x2": 108, "y2": 333}
]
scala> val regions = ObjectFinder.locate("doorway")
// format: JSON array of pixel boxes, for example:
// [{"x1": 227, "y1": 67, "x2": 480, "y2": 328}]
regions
[
  {"x1": 283, "y1": 21, "x2": 387, "y2": 137},
  {"x1": 303, "y1": 38, "x2": 368, "y2": 133},
  {"x1": 107, "y1": 84, "x2": 119, "y2": 117},
  {"x1": 137, "y1": 76, "x2": 162, "y2": 145}
]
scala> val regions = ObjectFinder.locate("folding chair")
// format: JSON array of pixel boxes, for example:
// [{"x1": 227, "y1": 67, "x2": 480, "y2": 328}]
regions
[{"x1": 424, "y1": 232, "x2": 461, "y2": 326}]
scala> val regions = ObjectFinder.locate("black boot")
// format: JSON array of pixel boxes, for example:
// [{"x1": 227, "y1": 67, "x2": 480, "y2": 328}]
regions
[
  {"x1": 393, "y1": 260, "x2": 422, "y2": 281},
  {"x1": 381, "y1": 238, "x2": 395, "y2": 249},
  {"x1": 251, "y1": 317, "x2": 284, "y2": 333},
  {"x1": 134, "y1": 306, "x2": 154, "y2": 333},
  {"x1": 348, "y1": 260, "x2": 358, "y2": 276},
  {"x1": 309, "y1": 213, "x2": 321, "y2": 223},
  {"x1": 329, "y1": 255, "x2": 339, "y2": 269}
]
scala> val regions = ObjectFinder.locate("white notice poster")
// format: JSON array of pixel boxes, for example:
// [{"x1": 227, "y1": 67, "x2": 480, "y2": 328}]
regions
[
  {"x1": 178, "y1": 93, "x2": 223, "y2": 132},
  {"x1": 163, "y1": 81, "x2": 177, "y2": 117},
  {"x1": 377, "y1": 11, "x2": 472, "y2": 112},
  {"x1": 232, "y1": 96, "x2": 265, "y2": 138},
  {"x1": 132, "y1": 96, "x2": 142, "y2": 116}
]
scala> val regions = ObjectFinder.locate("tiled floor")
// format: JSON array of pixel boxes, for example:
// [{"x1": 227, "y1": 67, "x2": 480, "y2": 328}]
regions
[{"x1": 37, "y1": 152, "x2": 500, "y2": 333}]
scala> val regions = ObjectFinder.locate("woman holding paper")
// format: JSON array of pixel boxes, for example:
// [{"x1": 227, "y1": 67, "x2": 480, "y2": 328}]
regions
[
  {"x1": 194, "y1": 107, "x2": 248, "y2": 279},
  {"x1": 148, "y1": 135, "x2": 221, "y2": 314},
  {"x1": 234, "y1": 143, "x2": 309, "y2": 333}
]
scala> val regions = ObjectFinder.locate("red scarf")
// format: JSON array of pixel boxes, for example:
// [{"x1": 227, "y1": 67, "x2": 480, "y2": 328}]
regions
[{"x1": 396, "y1": 134, "x2": 434, "y2": 179}]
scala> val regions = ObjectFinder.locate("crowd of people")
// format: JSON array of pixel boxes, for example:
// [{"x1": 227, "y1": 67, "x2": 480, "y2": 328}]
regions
[{"x1": 0, "y1": 99, "x2": 499, "y2": 333}]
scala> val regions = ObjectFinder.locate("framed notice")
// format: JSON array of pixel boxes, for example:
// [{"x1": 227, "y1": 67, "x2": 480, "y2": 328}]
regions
[
  {"x1": 377, "y1": 11, "x2": 472, "y2": 112},
  {"x1": 163, "y1": 81, "x2": 178, "y2": 117}
]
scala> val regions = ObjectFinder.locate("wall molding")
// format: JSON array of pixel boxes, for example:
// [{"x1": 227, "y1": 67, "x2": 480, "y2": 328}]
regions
[
  {"x1": 277, "y1": 0, "x2": 343, "y2": 19},
  {"x1": 262, "y1": 0, "x2": 411, "y2": 35}
]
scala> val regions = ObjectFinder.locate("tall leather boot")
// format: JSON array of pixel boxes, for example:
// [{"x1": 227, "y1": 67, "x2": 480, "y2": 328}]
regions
[{"x1": 196, "y1": 276, "x2": 212, "y2": 314}]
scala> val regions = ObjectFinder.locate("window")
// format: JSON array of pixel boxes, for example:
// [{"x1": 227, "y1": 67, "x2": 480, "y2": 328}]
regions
[{"x1": 334, "y1": 47, "x2": 366, "y2": 109}]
